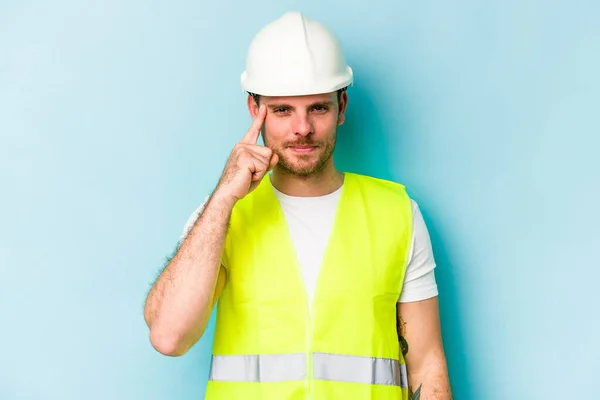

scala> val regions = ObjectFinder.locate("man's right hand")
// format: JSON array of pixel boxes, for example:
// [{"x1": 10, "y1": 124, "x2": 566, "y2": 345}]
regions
[{"x1": 214, "y1": 105, "x2": 279, "y2": 204}]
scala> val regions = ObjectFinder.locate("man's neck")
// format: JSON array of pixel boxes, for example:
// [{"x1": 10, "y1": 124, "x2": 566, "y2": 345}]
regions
[{"x1": 270, "y1": 164, "x2": 344, "y2": 197}]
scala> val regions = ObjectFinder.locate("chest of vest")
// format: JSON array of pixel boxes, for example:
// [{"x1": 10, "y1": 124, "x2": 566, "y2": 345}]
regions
[{"x1": 204, "y1": 172, "x2": 413, "y2": 400}]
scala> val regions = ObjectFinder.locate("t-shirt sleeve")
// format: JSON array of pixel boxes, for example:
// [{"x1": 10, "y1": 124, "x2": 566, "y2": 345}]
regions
[
  {"x1": 179, "y1": 195, "x2": 210, "y2": 244},
  {"x1": 398, "y1": 199, "x2": 439, "y2": 303}
]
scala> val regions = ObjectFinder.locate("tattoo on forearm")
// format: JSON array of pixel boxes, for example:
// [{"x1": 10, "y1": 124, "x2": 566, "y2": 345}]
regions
[
  {"x1": 409, "y1": 384, "x2": 422, "y2": 400},
  {"x1": 397, "y1": 315, "x2": 409, "y2": 356}
]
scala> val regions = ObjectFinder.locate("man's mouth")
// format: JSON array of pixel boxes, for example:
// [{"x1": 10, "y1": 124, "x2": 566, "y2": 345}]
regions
[{"x1": 288, "y1": 145, "x2": 318, "y2": 154}]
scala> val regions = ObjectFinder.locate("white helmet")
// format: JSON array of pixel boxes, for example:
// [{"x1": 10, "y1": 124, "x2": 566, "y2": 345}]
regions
[{"x1": 241, "y1": 11, "x2": 353, "y2": 97}]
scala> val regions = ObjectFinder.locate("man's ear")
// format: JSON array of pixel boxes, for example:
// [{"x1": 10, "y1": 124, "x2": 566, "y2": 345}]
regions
[
  {"x1": 337, "y1": 91, "x2": 349, "y2": 126},
  {"x1": 247, "y1": 94, "x2": 259, "y2": 118}
]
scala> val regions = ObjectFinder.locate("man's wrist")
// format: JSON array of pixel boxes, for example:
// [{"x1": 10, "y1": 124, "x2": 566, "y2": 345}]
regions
[{"x1": 209, "y1": 187, "x2": 238, "y2": 211}]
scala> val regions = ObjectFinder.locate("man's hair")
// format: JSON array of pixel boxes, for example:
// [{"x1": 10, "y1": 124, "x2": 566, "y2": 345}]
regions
[{"x1": 248, "y1": 87, "x2": 348, "y2": 106}]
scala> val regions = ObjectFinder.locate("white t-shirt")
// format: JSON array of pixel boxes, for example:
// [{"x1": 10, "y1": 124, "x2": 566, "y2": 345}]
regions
[{"x1": 179, "y1": 186, "x2": 438, "y2": 304}]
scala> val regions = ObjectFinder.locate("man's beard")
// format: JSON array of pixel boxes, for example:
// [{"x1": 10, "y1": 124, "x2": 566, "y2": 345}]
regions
[{"x1": 263, "y1": 129, "x2": 337, "y2": 177}]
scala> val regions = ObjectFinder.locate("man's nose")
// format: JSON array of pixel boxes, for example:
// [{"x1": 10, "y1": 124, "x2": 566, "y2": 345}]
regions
[{"x1": 292, "y1": 113, "x2": 313, "y2": 136}]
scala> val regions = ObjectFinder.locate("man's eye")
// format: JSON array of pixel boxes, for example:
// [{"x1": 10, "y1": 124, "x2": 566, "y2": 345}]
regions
[
  {"x1": 312, "y1": 106, "x2": 328, "y2": 112},
  {"x1": 274, "y1": 108, "x2": 288, "y2": 113}
]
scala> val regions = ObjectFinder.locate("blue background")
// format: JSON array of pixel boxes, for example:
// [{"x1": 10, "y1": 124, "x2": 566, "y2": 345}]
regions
[{"x1": 1, "y1": 1, "x2": 598, "y2": 398}]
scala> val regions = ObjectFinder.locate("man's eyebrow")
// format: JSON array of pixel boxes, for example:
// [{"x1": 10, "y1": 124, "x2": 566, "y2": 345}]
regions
[
  {"x1": 266, "y1": 101, "x2": 334, "y2": 110},
  {"x1": 267, "y1": 103, "x2": 293, "y2": 109},
  {"x1": 309, "y1": 101, "x2": 334, "y2": 108},
  {"x1": 267, "y1": 100, "x2": 333, "y2": 110}
]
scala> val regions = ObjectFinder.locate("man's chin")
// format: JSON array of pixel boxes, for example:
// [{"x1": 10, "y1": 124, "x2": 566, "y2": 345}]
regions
[{"x1": 278, "y1": 159, "x2": 320, "y2": 176}]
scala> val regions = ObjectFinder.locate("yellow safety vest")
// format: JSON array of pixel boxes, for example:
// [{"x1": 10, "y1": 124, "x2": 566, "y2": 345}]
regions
[{"x1": 204, "y1": 172, "x2": 413, "y2": 400}]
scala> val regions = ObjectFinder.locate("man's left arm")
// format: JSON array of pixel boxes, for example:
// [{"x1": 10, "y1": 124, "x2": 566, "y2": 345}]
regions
[{"x1": 397, "y1": 296, "x2": 452, "y2": 399}]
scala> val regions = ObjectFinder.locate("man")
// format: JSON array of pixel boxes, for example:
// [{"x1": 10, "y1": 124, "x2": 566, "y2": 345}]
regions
[{"x1": 144, "y1": 11, "x2": 452, "y2": 400}]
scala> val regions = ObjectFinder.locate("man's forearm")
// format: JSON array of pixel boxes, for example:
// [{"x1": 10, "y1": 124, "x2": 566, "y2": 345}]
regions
[
  {"x1": 407, "y1": 352, "x2": 452, "y2": 400},
  {"x1": 144, "y1": 192, "x2": 234, "y2": 356}
]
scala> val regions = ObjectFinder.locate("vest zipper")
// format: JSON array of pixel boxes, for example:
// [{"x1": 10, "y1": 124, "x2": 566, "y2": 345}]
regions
[
  {"x1": 279, "y1": 174, "x2": 348, "y2": 400},
  {"x1": 292, "y1": 251, "x2": 312, "y2": 398},
  {"x1": 281, "y1": 219, "x2": 313, "y2": 399}
]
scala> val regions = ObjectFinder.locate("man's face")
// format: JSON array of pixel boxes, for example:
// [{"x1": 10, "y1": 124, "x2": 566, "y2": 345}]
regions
[{"x1": 248, "y1": 91, "x2": 348, "y2": 177}]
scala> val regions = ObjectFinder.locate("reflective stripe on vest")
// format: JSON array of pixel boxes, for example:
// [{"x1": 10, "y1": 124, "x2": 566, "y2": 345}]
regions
[
  {"x1": 313, "y1": 352, "x2": 408, "y2": 388},
  {"x1": 209, "y1": 353, "x2": 408, "y2": 388},
  {"x1": 209, "y1": 353, "x2": 306, "y2": 383}
]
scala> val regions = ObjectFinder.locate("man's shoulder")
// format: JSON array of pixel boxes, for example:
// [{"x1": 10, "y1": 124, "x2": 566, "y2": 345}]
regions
[{"x1": 348, "y1": 172, "x2": 409, "y2": 196}]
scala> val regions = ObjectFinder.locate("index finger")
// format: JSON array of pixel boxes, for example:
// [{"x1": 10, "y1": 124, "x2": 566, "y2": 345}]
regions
[{"x1": 241, "y1": 105, "x2": 267, "y2": 144}]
